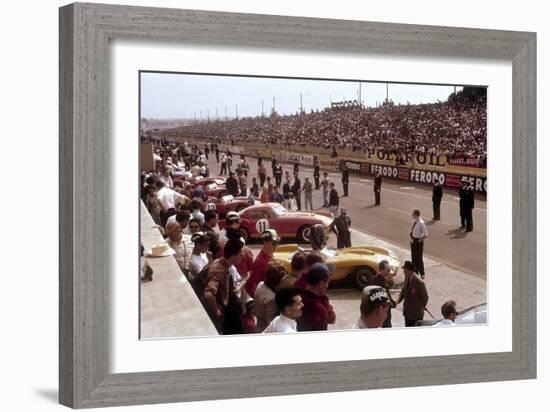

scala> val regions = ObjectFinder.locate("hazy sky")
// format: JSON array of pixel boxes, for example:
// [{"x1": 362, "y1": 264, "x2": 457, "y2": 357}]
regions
[{"x1": 140, "y1": 72, "x2": 463, "y2": 119}]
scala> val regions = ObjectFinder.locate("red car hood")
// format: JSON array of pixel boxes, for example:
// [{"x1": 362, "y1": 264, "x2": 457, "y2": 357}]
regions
[{"x1": 280, "y1": 212, "x2": 332, "y2": 225}]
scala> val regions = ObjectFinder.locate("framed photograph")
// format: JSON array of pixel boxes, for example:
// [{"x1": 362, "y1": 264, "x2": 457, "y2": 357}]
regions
[{"x1": 59, "y1": 3, "x2": 536, "y2": 408}]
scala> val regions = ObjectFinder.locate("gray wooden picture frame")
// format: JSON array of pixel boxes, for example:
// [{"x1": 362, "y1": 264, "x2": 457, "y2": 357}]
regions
[{"x1": 59, "y1": 2, "x2": 536, "y2": 409}]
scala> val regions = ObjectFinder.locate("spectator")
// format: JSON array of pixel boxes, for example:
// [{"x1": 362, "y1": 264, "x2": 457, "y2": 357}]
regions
[
  {"x1": 303, "y1": 177, "x2": 313, "y2": 211},
  {"x1": 353, "y1": 285, "x2": 390, "y2": 329},
  {"x1": 321, "y1": 172, "x2": 329, "y2": 208},
  {"x1": 279, "y1": 251, "x2": 307, "y2": 289},
  {"x1": 245, "y1": 229, "x2": 280, "y2": 297},
  {"x1": 397, "y1": 261, "x2": 429, "y2": 327},
  {"x1": 145, "y1": 184, "x2": 162, "y2": 225},
  {"x1": 202, "y1": 210, "x2": 220, "y2": 257},
  {"x1": 330, "y1": 208, "x2": 351, "y2": 249},
  {"x1": 368, "y1": 260, "x2": 397, "y2": 328},
  {"x1": 188, "y1": 218, "x2": 202, "y2": 235},
  {"x1": 297, "y1": 263, "x2": 334, "y2": 331},
  {"x1": 226, "y1": 171, "x2": 239, "y2": 197},
  {"x1": 202, "y1": 238, "x2": 245, "y2": 334},
  {"x1": 188, "y1": 231, "x2": 211, "y2": 285},
  {"x1": 433, "y1": 300, "x2": 458, "y2": 327},
  {"x1": 190, "y1": 198, "x2": 205, "y2": 226},
  {"x1": 328, "y1": 182, "x2": 340, "y2": 216},
  {"x1": 255, "y1": 261, "x2": 288, "y2": 332},
  {"x1": 258, "y1": 162, "x2": 267, "y2": 187},
  {"x1": 263, "y1": 288, "x2": 304, "y2": 333},
  {"x1": 165, "y1": 220, "x2": 191, "y2": 275}
]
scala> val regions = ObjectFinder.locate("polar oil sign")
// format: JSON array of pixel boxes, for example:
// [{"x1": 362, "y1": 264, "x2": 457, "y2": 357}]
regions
[
  {"x1": 370, "y1": 164, "x2": 398, "y2": 178},
  {"x1": 409, "y1": 169, "x2": 446, "y2": 185}
]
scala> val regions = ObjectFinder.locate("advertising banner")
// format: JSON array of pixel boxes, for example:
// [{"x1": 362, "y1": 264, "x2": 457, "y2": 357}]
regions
[
  {"x1": 257, "y1": 148, "x2": 272, "y2": 159},
  {"x1": 370, "y1": 164, "x2": 399, "y2": 179},
  {"x1": 243, "y1": 147, "x2": 258, "y2": 158},
  {"x1": 285, "y1": 152, "x2": 315, "y2": 166},
  {"x1": 398, "y1": 168, "x2": 409, "y2": 181},
  {"x1": 409, "y1": 169, "x2": 446, "y2": 186},
  {"x1": 448, "y1": 156, "x2": 487, "y2": 169}
]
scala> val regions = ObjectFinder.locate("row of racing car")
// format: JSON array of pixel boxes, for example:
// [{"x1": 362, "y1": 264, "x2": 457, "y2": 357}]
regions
[{"x1": 173, "y1": 175, "x2": 401, "y2": 290}]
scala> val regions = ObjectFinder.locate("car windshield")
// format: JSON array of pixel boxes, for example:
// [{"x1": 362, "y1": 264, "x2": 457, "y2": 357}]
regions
[
  {"x1": 271, "y1": 204, "x2": 287, "y2": 216},
  {"x1": 214, "y1": 178, "x2": 225, "y2": 185}
]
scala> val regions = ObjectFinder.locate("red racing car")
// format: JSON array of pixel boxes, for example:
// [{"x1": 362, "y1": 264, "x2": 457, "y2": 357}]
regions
[
  {"x1": 232, "y1": 203, "x2": 333, "y2": 243},
  {"x1": 205, "y1": 194, "x2": 257, "y2": 218}
]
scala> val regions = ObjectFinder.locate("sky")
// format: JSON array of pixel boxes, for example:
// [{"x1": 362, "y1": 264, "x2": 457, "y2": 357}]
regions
[{"x1": 140, "y1": 72, "x2": 464, "y2": 120}]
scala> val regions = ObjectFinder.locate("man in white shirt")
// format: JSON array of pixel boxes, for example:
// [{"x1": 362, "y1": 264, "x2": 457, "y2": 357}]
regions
[
  {"x1": 353, "y1": 285, "x2": 390, "y2": 329},
  {"x1": 156, "y1": 180, "x2": 185, "y2": 226},
  {"x1": 263, "y1": 287, "x2": 304, "y2": 334},
  {"x1": 409, "y1": 209, "x2": 428, "y2": 279},
  {"x1": 433, "y1": 300, "x2": 458, "y2": 327},
  {"x1": 188, "y1": 231, "x2": 212, "y2": 284}
]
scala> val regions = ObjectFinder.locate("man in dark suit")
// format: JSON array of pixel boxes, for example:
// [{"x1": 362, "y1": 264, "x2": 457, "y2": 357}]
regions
[
  {"x1": 397, "y1": 261, "x2": 429, "y2": 327},
  {"x1": 328, "y1": 182, "x2": 340, "y2": 217},
  {"x1": 465, "y1": 186, "x2": 475, "y2": 232},
  {"x1": 432, "y1": 181, "x2": 443, "y2": 220},
  {"x1": 341, "y1": 163, "x2": 349, "y2": 197},
  {"x1": 373, "y1": 171, "x2": 382, "y2": 205},
  {"x1": 458, "y1": 183, "x2": 467, "y2": 228},
  {"x1": 273, "y1": 161, "x2": 283, "y2": 188},
  {"x1": 292, "y1": 174, "x2": 302, "y2": 211},
  {"x1": 225, "y1": 171, "x2": 239, "y2": 197},
  {"x1": 313, "y1": 159, "x2": 320, "y2": 190}
]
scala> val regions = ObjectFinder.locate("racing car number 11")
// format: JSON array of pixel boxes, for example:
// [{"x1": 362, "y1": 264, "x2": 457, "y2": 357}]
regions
[{"x1": 255, "y1": 218, "x2": 269, "y2": 233}]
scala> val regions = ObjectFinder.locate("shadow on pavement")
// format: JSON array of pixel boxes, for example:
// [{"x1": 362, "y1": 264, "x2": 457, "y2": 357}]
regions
[{"x1": 446, "y1": 227, "x2": 468, "y2": 239}]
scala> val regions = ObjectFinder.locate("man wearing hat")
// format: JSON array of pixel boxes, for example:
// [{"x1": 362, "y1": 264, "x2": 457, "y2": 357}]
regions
[
  {"x1": 353, "y1": 285, "x2": 390, "y2": 329},
  {"x1": 218, "y1": 211, "x2": 240, "y2": 246},
  {"x1": 330, "y1": 208, "x2": 352, "y2": 249},
  {"x1": 297, "y1": 262, "x2": 334, "y2": 331},
  {"x1": 245, "y1": 229, "x2": 280, "y2": 297},
  {"x1": 397, "y1": 261, "x2": 429, "y2": 327}
]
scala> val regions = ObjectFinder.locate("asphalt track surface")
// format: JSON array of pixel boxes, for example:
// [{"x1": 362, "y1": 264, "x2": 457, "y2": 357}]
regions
[{"x1": 204, "y1": 154, "x2": 486, "y2": 278}]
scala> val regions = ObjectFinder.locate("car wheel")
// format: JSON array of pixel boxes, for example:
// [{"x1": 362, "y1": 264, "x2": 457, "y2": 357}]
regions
[
  {"x1": 298, "y1": 225, "x2": 312, "y2": 243},
  {"x1": 353, "y1": 266, "x2": 376, "y2": 290},
  {"x1": 239, "y1": 227, "x2": 249, "y2": 243}
]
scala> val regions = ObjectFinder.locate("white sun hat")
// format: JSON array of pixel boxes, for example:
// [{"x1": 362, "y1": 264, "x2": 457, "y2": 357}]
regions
[{"x1": 146, "y1": 242, "x2": 176, "y2": 257}]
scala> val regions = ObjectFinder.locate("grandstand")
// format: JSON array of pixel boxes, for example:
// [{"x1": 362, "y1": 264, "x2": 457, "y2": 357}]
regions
[{"x1": 160, "y1": 88, "x2": 486, "y2": 160}]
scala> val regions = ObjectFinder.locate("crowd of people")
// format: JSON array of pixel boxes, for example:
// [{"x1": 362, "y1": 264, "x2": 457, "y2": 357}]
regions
[
  {"x1": 161, "y1": 89, "x2": 486, "y2": 158},
  {"x1": 140, "y1": 139, "x2": 466, "y2": 335}
]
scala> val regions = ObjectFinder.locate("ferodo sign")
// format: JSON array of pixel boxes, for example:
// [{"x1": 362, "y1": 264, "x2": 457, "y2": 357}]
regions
[
  {"x1": 342, "y1": 160, "x2": 361, "y2": 171},
  {"x1": 409, "y1": 169, "x2": 446, "y2": 185},
  {"x1": 370, "y1": 164, "x2": 398, "y2": 178}
]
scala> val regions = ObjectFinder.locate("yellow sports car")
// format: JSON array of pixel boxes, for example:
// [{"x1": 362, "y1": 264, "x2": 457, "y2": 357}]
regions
[{"x1": 274, "y1": 244, "x2": 400, "y2": 290}]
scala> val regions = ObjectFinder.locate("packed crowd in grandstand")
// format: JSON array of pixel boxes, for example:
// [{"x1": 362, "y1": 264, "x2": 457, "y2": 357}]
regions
[{"x1": 161, "y1": 89, "x2": 486, "y2": 158}]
